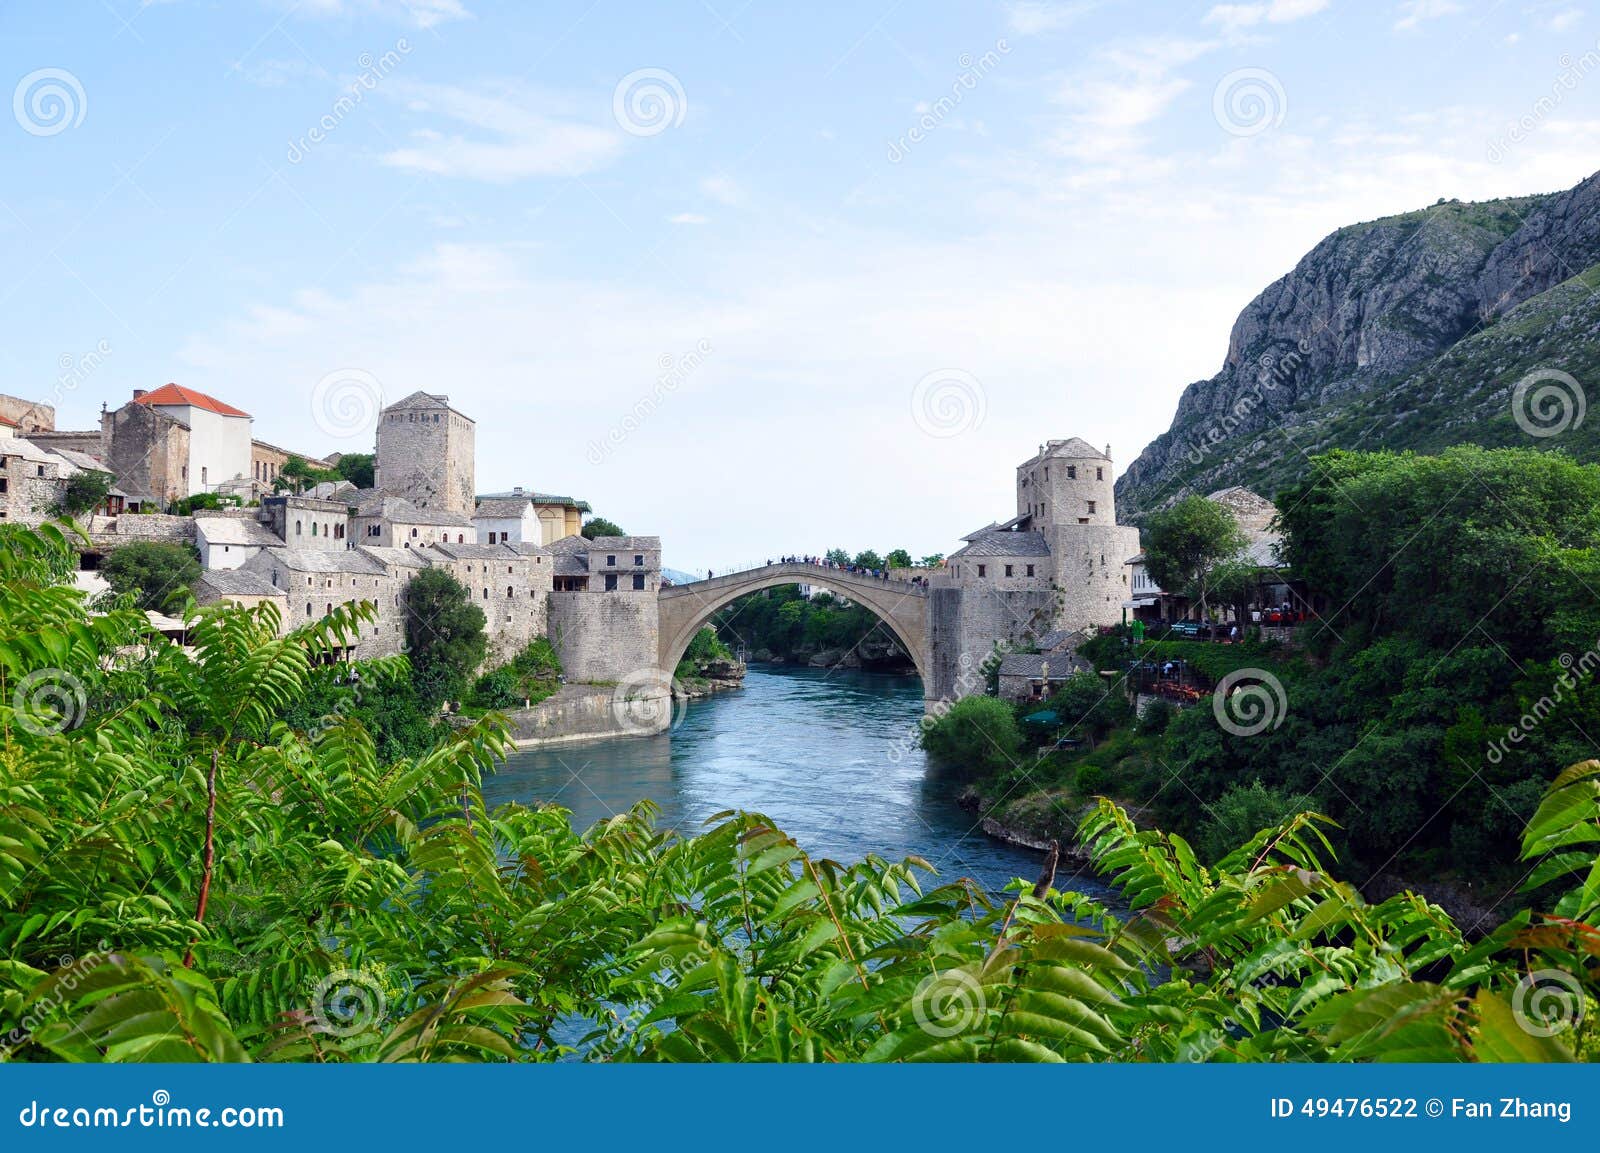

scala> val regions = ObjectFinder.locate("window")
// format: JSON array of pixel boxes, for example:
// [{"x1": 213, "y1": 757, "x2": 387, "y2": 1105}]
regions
[
  {"x1": 506, "y1": 586, "x2": 514, "y2": 598},
  {"x1": 607, "y1": 555, "x2": 617, "y2": 567},
  {"x1": 1004, "y1": 564, "x2": 1013, "y2": 577},
  {"x1": 1026, "y1": 564, "x2": 1035, "y2": 577},
  {"x1": 1096, "y1": 467, "x2": 1104, "y2": 480},
  {"x1": 306, "y1": 602, "x2": 312, "y2": 616},
  {"x1": 604, "y1": 573, "x2": 618, "y2": 591},
  {"x1": 458, "y1": 534, "x2": 464, "y2": 543},
  {"x1": 311, "y1": 522, "x2": 318, "y2": 536},
  {"x1": 201, "y1": 466, "x2": 207, "y2": 485},
  {"x1": 1087, "y1": 501, "x2": 1096, "y2": 515},
  {"x1": 295, "y1": 521, "x2": 302, "y2": 535},
  {"x1": 0, "y1": 479, "x2": 6, "y2": 494},
  {"x1": 482, "y1": 588, "x2": 489, "y2": 599},
  {"x1": 1067, "y1": 466, "x2": 1076, "y2": 479},
  {"x1": 632, "y1": 574, "x2": 645, "y2": 590},
  {"x1": 1043, "y1": 467, "x2": 1049, "y2": 480},
  {"x1": 634, "y1": 554, "x2": 644, "y2": 566},
  {"x1": 977, "y1": 564, "x2": 987, "y2": 578},
  {"x1": 410, "y1": 527, "x2": 418, "y2": 537}
]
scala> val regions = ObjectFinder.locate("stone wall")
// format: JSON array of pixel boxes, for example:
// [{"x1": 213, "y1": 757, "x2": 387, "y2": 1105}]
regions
[
  {"x1": 548, "y1": 589, "x2": 660, "y2": 683},
  {"x1": 1046, "y1": 523, "x2": 1142, "y2": 630},
  {"x1": 375, "y1": 405, "x2": 475, "y2": 516},
  {"x1": 0, "y1": 450, "x2": 66, "y2": 526},
  {"x1": 102, "y1": 402, "x2": 188, "y2": 507},
  {"x1": 0, "y1": 395, "x2": 55, "y2": 433},
  {"x1": 84, "y1": 513, "x2": 197, "y2": 549},
  {"x1": 28, "y1": 430, "x2": 103, "y2": 458},
  {"x1": 504, "y1": 684, "x2": 667, "y2": 746}
]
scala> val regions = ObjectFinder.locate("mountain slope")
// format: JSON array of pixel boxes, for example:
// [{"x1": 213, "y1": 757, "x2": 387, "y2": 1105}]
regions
[{"x1": 1117, "y1": 170, "x2": 1600, "y2": 517}]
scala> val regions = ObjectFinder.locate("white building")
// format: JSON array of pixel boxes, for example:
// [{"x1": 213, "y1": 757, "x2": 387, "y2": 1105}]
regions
[
  {"x1": 134, "y1": 384, "x2": 253, "y2": 498},
  {"x1": 195, "y1": 514, "x2": 286, "y2": 571}
]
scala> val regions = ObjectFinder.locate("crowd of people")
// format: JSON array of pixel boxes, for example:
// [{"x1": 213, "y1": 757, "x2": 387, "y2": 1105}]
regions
[{"x1": 691, "y1": 556, "x2": 935, "y2": 588}]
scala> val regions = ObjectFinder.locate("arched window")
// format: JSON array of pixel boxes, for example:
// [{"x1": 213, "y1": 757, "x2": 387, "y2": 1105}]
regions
[
  {"x1": 295, "y1": 520, "x2": 303, "y2": 535},
  {"x1": 311, "y1": 522, "x2": 319, "y2": 536},
  {"x1": 305, "y1": 602, "x2": 312, "y2": 616},
  {"x1": 506, "y1": 586, "x2": 513, "y2": 598},
  {"x1": 482, "y1": 588, "x2": 488, "y2": 599}
]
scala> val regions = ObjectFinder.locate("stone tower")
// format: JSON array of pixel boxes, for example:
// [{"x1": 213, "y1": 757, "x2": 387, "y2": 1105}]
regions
[
  {"x1": 374, "y1": 391, "x2": 476, "y2": 516},
  {"x1": 1015, "y1": 438, "x2": 1141, "y2": 630}
]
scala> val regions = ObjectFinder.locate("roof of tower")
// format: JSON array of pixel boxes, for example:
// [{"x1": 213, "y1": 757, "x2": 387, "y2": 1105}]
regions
[
  {"x1": 1033, "y1": 437, "x2": 1109, "y2": 462},
  {"x1": 948, "y1": 529, "x2": 1052, "y2": 559},
  {"x1": 383, "y1": 391, "x2": 474, "y2": 422}
]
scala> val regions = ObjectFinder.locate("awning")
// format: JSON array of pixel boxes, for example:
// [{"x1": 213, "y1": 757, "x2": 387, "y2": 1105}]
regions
[{"x1": 1022, "y1": 710, "x2": 1059, "y2": 725}]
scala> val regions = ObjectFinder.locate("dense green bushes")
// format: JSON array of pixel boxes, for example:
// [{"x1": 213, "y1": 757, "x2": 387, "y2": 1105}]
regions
[
  {"x1": 918, "y1": 695, "x2": 1023, "y2": 777},
  {"x1": 0, "y1": 523, "x2": 1596, "y2": 1062},
  {"x1": 470, "y1": 637, "x2": 563, "y2": 710}
]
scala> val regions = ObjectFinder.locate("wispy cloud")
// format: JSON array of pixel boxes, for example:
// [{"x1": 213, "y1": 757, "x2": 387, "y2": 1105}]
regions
[
  {"x1": 668, "y1": 212, "x2": 708, "y2": 225},
  {"x1": 1204, "y1": 0, "x2": 1330, "y2": 33},
  {"x1": 289, "y1": 0, "x2": 471, "y2": 28},
  {"x1": 1004, "y1": 1, "x2": 1096, "y2": 36},
  {"x1": 378, "y1": 80, "x2": 621, "y2": 181},
  {"x1": 1048, "y1": 38, "x2": 1216, "y2": 167},
  {"x1": 1393, "y1": 0, "x2": 1464, "y2": 32}
]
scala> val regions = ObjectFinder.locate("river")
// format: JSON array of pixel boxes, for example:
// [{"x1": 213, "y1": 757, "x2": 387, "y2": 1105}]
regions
[{"x1": 486, "y1": 663, "x2": 1120, "y2": 905}]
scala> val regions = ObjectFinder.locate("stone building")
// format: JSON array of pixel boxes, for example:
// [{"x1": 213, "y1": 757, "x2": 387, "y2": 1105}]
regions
[
  {"x1": 263, "y1": 494, "x2": 351, "y2": 550},
  {"x1": 374, "y1": 392, "x2": 476, "y2": 517},
  {"x1": 427, "y1": 541, "x2": 552, "y2": 660},
  {"x1": 545, "y1": 535, "x2": 662, "y2": 681},
  {"x1": 194, "y1": 511, "x2": 284, "y2": 570},
  {"x1": 239, "y1": 547, "x2": 408, "y2": 655},
  {"x1": 0, "y1": 395, "x2": 55, "y2": 434},
  {"x1": 350, "y1": 492, "x2": 473, "y2": 548},
  {"x1": 0, "y1": 423, "x2": 71, "y2": 526},
  {"x1": 474, "y1": 488, "x2": 589, "y2": 545},
  {"x1": 124, "y1": 385, "x2": 254, "y2": 499},
  {"x1": 192, "y1": 569, "x2": 289, "y2": 618},
  {"x1": 250, "y1": 440, "x2": 335, "y2": 501}
]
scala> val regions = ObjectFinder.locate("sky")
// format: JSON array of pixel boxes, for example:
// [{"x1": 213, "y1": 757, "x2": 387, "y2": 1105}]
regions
[{"x1": 5, "y1": 0, "x2": 1600, "y2": 570}]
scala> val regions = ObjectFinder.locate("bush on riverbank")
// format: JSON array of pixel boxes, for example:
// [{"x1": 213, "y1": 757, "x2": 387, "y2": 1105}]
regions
[
  {"x1": 469, "y1": 637, "x2": 563, "y2": 711},
  {"x1": 919, "y1": 695, "x2": 1023, "y2": 776}
]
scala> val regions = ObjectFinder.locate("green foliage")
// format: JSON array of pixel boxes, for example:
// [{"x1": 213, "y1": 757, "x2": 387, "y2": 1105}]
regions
[
  {"x1": 676, "y1": 626, "x2": 734, "y2": 680},
  {"x1": 1, "y1": 524, "x2": 1595, "y2": 1064},
  {"x1": 1137, "y1": 698, "x2": 1173, "y2": 736},
  {"x1": 885, "y1": 549, "x2": 913, "y2": 569},
  {"x1": 469, "y1": 637, "x2": 563, "y2": 710},
  {"x1": 333, "y1": 452, "x2": 374, "y2": 489},
  {"x1": 101, "y1": 540, "x2": 201, "y2": 612},
  {"x1": 1074, "y1": 762, "x2": 1106, "y2": 795},
  {"x1": 1196, "y1": 781, "x2": 1319, "y2": 864},
  {"x1": 919, "y1": 695, "x2": 1024, "y2": 776},
  {"x1": 853, "y1": 550, "x2": 885, "y2": 571},
  {"x1": 581, "y1": 517, "x2": 624, "y2": 539},
  {"x1": 825, "y1": 548, "x2": 851, "y2": 566},
  {"x1": 55, "y1": 470, "x2": 114, "y2": 518},
  {"x1": 170, "y1": 492, "x2": 242, "y2": 516},
  {"x1": 1143, "y1": 495, "x2": 1248, "y2": 619},
  {"x1": 920, "y1": 553, "x2": 945, "y2": 568},
  {"x1": 403, "y1": 568, "x2": 487, "y2": 708},
  {"x1": 712, "y1": 585, "x2": 912, "y2": 668},
  {"x1": 273, "y1": 455, "x2": 340, "y2": 495},
  {"x1": 1044, "y1": 672, "x2": 1133, "y2": 742}
]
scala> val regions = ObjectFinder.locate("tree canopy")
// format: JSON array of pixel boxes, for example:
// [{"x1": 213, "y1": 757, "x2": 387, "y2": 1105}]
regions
[
  {"x1": 1141, "y1": 494, "x2": 1247, "y2": 620},
  {"x1": 581, "y1": 517, "x2": 624, "y2": 539},
  {"x1": 101, "y1": 540, "x2": 200, "y2": 612},
  {"x1": 403, "y1": 568, "x2": 487, "y2": 707}
]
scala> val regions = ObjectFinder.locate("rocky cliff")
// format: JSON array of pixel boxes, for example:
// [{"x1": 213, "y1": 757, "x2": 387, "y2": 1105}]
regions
[{"x1": 1117, "y1": 169, "x2": 1600, "y2": 517}]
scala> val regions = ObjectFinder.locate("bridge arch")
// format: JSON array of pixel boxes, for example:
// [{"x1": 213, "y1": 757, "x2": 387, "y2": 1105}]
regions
[{"x1": 657, "y1": 563, "x2": 930, "y2": 689}]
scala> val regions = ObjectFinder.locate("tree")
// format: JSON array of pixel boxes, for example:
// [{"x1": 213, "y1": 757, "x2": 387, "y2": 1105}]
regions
[
  {"x1": 274, "y1": 455, "x2": 338, "y2": 495},
  {"x1": 918, "y1": 695, "x2": 1024, "y2": 776},
  {"x1": 581, "y1": 517, "x2": 624, "y2": 539},
  {"x1": 1045, "y1": 670, "x2": 1132, "y2": 743},
  {"x1": 920, "y1": 553, "x2": 945, "y2": 568},
  {"x1": 333, "y1": 452, "x2": 375, "y2": 489},
  {"x1": 55, "y1": 469, "x2": 114, "y2": 518},
  {"x1": 825, "y1": 548, "x2": 851, "y2": 566},
  {"x1": 101, "y1": 541, "x2": 200, "y2": 612},
  {"x1": 853, "y1": 549, "x2": 884, "y2": 571},
  {"x1": 1143, "y1": 494, "x2": 1247, "y2": 622},
  {"x1": 404, "y1": 568, "x2": 487, "y2": 707},
  {"x1": 885, "y1": 548, "x2": 913, "y2": 569}
]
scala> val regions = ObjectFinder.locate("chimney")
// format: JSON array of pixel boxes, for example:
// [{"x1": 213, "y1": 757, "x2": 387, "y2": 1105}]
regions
[
  {"x1": 132, "y1": 389, "x2": 147, "y2": 400},
  {"x1": 1105, "y1": 443, "x2": 1112, "y2": 459}
]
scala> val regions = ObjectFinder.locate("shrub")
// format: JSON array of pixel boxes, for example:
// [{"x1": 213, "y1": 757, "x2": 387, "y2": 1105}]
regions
[
  {"x1": 1074, "y1": 762, "x2": 1106, "y2": 795},
  {"x1": 919, "y1": 695, "x2": 1024, "y2": 776},
  {"x1": 102, "y1": 541, "x2": 200, "y2": 612},
  {"x1": 1137, "y1": 697, "x2": 1174, "y2": 735}
]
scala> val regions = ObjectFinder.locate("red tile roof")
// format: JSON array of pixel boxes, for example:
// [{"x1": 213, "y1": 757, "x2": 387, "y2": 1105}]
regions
[
  {"x1": 0, "y1": 414, "x2": 16, "y2": 427},
  {"x1": 135, "y1": 383, "x2": 251, "y2": 419}
]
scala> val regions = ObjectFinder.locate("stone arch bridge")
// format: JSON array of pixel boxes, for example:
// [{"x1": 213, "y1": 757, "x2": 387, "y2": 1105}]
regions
[{"x1": 658, "y1": 562, "x2": 955, "y2": 709}]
